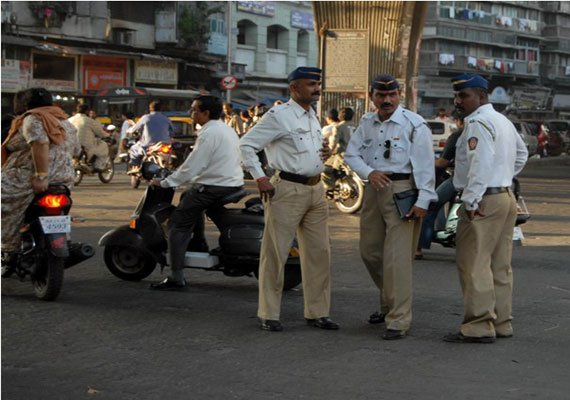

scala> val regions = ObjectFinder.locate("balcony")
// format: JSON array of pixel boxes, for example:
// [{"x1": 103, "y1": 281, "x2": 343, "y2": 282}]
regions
[
  {"x1": 420, "y1": 53, "x2": 540, "y2": 77},
  {"x1": 437, "y1": 7, "x2": 542, "y2": 36},
  {"x1": 542, "y1": 26, "x2": 570, "y2": 38},
  {"x1": 541, "y1": 64, "x2": 570, "y2": 81},
  {"x1": 543, "y1": 40, "x2": 570, "y2": 53}
]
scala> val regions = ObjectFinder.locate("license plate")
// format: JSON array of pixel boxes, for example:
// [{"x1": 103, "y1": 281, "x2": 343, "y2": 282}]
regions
[{"x1": 39, "y1": 216, "x2": 71, "y2": 234}]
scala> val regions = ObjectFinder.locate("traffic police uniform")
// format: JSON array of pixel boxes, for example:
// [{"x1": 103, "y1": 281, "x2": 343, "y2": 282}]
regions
[
  {"x1": 451, "y1": 74, "x2": 528, "y2": 338},
  {"x1": 240, "y1": 67, "x2": 332, "y2": 322},
  {"x1": 345, "y1": 76, "x2": 437, "y2": 333}
]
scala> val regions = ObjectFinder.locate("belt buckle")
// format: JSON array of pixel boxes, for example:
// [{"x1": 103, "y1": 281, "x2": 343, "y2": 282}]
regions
[{"x1": 307, "y1": 175, "x2": 320, "y2": 185}]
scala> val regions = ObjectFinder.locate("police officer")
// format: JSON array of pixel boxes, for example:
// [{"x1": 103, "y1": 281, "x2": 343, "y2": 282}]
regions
[
  {"x1": 345, "y1": 74, "x2": 437, "y2": 340},
  {"x1": 240, "y1": 66, "x2": 339, "y2": 332},
  {"x1": 443, "y1": 74, "x2": 528, "y2": 343}
]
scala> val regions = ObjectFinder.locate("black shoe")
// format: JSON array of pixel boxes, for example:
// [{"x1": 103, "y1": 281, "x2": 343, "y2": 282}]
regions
[
  {"x1": 260, "y1": 319, "x2": 283, "y2": 332},
  {"x1": 382, "y1": 329, "x2": 407, "y2": 340},
  {"x1": 149, "y1": 277, "x2": 187, "y2": 291},
  {"x1": 496, "y1": 332, "x2": 513, "y2": 339},
  {"x1": 368, "y1": 311, "x2": 386, "y2": 324},
  {"x1": 443, "y1": 332, "x2": 495, "y2": 344},
  {"x1": 305, "y1": 317, "x2": 340, "y2": 330}
]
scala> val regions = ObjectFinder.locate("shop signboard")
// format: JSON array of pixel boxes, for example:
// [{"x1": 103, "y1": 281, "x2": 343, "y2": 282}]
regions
[
  {"x1": 237, "y1": 1, "x2": 275, "y2": 17},
  {"x1": 324, "y1": 30, "x2": 369, "y2": 92},
  {"x1": 135, "y1": 60, "x2": 177, "y2": 85},
  {"x1": 1, "y1": 59, "x2": 31, "y2": 92},
  {"x1": 291, "y1": 11, "x2": 313, "y2": 30},
  {"x1": 85, "y1": 69, "x2": 125, "y2": 91},
  {"x1": 31, "y1": 78, "x2": 77, "y2": 92}
]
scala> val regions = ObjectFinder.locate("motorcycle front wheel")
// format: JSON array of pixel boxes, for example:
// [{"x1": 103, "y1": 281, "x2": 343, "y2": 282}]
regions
[
  {"x1": 334, "y1": 174, "x2": 364, "y2": 214},
  {"x1": 32, "y1": 254, "x2": 64, "y2": 301},
  {"x1": 104, "y1": 245, "x2": 156, "y2": 281},
  {"x1": 98, "y1": 159, "x2": 115, "y2": 183},
  {"x1": 74, "y1": 168, "x2": 83, "y2": 186}
]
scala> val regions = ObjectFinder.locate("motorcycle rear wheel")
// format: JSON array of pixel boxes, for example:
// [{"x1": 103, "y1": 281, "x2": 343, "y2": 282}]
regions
[
  {"x1": 334, "y1": 174, "x2": 364, "y2": 214},
  {"x1": 98, "y1": 160, "x2": 115, "y2": 183},
  {"x1": 104, "y1": 245, "x2": 156, "y2": 281},
  {"x1": 32, "y1": 254, "x2": 64, "y2": 301}
]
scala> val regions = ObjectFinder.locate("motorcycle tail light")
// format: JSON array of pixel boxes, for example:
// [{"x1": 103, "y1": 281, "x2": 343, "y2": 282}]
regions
[
  {"x1": 37, "y1": 194, "x2": 71, "y2": 215},
  {"x1": 129, "y1": 218, "x2": 137, "y2": 229},
  {"x1": 159, "y1": 144, "x2": 171, "y2": 154}
]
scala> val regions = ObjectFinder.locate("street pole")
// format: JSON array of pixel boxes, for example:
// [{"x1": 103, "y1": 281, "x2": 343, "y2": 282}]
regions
[{"x1": 226, "y1": 0, "x2": 232, "y2": 104}]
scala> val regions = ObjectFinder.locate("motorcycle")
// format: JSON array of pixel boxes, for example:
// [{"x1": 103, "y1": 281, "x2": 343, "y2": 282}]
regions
[
  {"x1": 323, "y1": 161, "x2": 365, "y2": 214},
  {"x1": 431, "y1": 178, "x2": 530, "y2": 248},
  {"x1": 129, "y1": 141, "x2": 177, "y2": 189},
  {"x1": 1, "y1": 185, "x2": 95, "y2": 300},
  {"x1": 99, "y1": 162, "x2": 302, "y2": 290},
  {"x1": 73, "y1": 136, "x2": 115, "y2": 186}
]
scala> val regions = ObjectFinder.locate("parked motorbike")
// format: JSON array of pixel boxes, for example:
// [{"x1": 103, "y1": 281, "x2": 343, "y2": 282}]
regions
[
  {"x1": 323, "y1": 161, "x2": 365, "y2": 214},
  {"x1": 1, "y1": 185, "x2": 95, "y2": 300},
  {"x1": 129, "y1": 142, "x2": 177, "y2": 189},
  {"x1": 99, "y1": 162, "x2": 302, "y2": 290},
  {"x1": 73, "y1": 136, "x2": 115, "y2": 185},
  {"x1": 431, "y1": 178, "x2": 530, "y2": 248}
]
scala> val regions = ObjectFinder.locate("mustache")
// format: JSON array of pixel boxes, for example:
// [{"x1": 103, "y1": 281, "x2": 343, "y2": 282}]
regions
[
  {"x1": 312, "y1": 91, "x2": 321, "y2": 96},
  {"x1": 381, "y1": 103, "x2": 393, "y2": 108}
]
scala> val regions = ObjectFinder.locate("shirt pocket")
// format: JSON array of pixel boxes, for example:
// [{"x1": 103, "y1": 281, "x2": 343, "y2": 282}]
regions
[
  {"x1": 358, "y1": 139, "x2": 375, "y2": 162},
  {"x1": 290, "y1": 128, "x2": 311, "y2": 154},
  {"x1": 389, "y1": 139, "x2": 409, "y2": 163}
]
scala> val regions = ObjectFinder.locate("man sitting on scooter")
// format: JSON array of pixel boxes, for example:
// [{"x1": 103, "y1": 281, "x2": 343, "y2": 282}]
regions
[
  {"x1": 149, "y1": 95, "x2": 245, "y2": 290},
  {"x1": 127, "y1": 101, "x2": 174, "y2": 175}
]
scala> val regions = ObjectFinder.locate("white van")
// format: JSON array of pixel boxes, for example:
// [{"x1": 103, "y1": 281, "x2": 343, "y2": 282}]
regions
[{"x1": 426, "y1": 120, "x2": 457, "y2": 156}]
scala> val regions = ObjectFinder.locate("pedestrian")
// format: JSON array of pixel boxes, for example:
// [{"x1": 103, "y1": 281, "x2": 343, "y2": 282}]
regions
[
  {"x1": 127, "y1": 101, "x2": 174, "y2": 174},
  {"x1": 344, "y1": 74, "x2": 437, "y2": 340},
  {"x1": 240, "y1": 110, "x2": 253, "y2": 134},
  {"x1": 416, "y1": 116, "x2": 464, "y2": 260},
  {"x1": 240, "y1": 66, "x2": 339, "y2": 332},
  {"x1": 322, "y1": 108, "x2": 340, "y2": 145},
  {"x1": 223, "y1": 102, "x2": 244, "y2": 136},
  {"x1": 116, "y1": 111, "x2": 135, "y2": 161},
  {"x1": 443, "y1": 74, "x2": 528, "y2": 343},
  {"x1": 434, "y1": 107, "x2": 452, "y2": 123},
  {"x1": 68, "y1": 104, "x2": 110, "y2": 171},
  {"x1": 149, "y1": 95, "x2": 244, "y2": 290},
  {"x1": 322, "y1": 107, "x2": 355, "y2": 191}
]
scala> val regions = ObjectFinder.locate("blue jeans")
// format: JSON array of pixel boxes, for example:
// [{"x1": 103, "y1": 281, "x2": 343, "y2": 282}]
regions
[{"x1": 418, "y1": 178, "x2": 457, "y2": 250}]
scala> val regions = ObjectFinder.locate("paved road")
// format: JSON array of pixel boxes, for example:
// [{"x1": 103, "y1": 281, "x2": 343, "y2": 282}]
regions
[{"x1": 2, "y1": 158, "x2": 570, "y2": 400}]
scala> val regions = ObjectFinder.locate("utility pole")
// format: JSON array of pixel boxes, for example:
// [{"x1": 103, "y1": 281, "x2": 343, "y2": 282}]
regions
[{"x1": 226, "y1": 0, "x2": 232, "y2": 103}]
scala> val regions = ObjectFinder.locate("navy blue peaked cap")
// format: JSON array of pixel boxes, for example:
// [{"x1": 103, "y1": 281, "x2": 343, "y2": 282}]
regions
[
  {"x1": 451, "y1": 74, "x2": 488, "y2": 91},
  {"x1": 287, "y1": 66, "x2": 322, "y2": 82},
  {"x1": 371, "y1": 74, "x2": 400, "y2": 91}
]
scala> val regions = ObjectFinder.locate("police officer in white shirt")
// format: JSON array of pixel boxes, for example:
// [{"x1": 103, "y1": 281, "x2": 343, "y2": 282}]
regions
[
  {"x1": 149, "y1": 95, "x2": 244, "y2": 290},
  {"x1": 240, "y1": 66, "x2": 339, "y2": 332},
  {"x1": 345, "y1": 74, "x2": 437, "y2": 340},
  {"x1": 443, "y1": 74, "x2": 527, "y2": 343}
]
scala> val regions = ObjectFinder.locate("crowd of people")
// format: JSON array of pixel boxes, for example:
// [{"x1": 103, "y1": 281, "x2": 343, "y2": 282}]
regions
[{"x1": 1, "y1": 66, "x2": 528, "y2": 343}]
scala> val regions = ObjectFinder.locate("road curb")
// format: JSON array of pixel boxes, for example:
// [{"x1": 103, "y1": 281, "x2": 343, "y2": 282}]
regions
[{"x1": 526, "y1": 154, "x2": 570, "y2": 166}]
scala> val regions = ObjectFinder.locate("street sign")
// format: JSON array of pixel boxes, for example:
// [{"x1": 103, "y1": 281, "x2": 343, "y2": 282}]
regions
[{"x1": 221, "y1": 75, "x2": 238, "y2": 91}]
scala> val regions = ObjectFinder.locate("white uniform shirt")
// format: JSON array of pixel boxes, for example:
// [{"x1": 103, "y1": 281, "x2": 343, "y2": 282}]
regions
[
  {"x1": 453, "y1": 103, "x2": 528, "y2": 210},
  {"x1": 160, "y1": 119, "x2": 243, "y2": 188},
  {"x1": 345, "y1": 106, "x2": 437, "y2": 209},
  {"x1": 240, "y1": 99, "x2": 324, "y2": 180}
]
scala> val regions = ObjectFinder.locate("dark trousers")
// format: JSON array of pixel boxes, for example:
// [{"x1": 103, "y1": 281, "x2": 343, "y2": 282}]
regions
[{"x1": 168, "y1": 184, "x2": 242, "y2": 270}]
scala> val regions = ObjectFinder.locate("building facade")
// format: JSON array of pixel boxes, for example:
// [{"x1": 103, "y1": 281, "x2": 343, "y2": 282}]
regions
[{"x1": 418, "y1": 1, "x2": 570, "y2": 120}]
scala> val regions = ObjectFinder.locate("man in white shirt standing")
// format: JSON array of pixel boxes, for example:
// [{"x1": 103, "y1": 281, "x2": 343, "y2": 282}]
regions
[
  {"x1": 443, "y1": 74, "x2": 528, "y2": 343},
  {"x1": 240, "y1": 66, "x2": 339, "y2": 332},
  {"x1": 345, "y1": 74, "x2": 437, "y2": 340},
  {"x1": 149, "y1": 95, "x2": 244, "y2": 290}
]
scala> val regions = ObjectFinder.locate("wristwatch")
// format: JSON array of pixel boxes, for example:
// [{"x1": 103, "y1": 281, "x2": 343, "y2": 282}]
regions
[{"x1": 34, "y1": 173, "x2": 48, "y2": 181}]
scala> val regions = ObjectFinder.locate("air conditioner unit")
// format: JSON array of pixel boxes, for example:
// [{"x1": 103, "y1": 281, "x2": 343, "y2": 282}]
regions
[{"x1": 115, "y1": 30, "x2": 135, "y2": 46}]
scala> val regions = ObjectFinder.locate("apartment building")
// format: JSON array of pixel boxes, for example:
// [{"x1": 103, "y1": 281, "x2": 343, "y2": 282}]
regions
[{"x1": 418, "y1": 1, "x2": 570, "y2": 119}]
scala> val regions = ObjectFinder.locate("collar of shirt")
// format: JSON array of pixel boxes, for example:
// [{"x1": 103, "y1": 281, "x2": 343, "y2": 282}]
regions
[
  {"x1": 466, "y1": 103, "x2": 494, "y2": 119},
  {"x1": 371, "y1": 105, "x2": 406, "y2": 126},
  {"x1": 288, "y1": 99, "x2": 316, "y2": 119}
]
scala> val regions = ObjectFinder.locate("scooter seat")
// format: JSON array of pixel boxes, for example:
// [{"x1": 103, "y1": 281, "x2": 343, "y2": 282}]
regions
[{"x1": 217, "y1": 188, "x2": 248, "y2": 206}]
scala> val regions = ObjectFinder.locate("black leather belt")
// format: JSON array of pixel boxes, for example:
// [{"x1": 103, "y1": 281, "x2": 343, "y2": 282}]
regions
[
  {"x1": 279, "y1": 171, "x2": 321, "y2": 186},
  {"x1": 485, "y1": 187, "x2": 509, "y2": 195},
  {"x1": 390, "y1": 173, "x2": 411, "y2": 181}
]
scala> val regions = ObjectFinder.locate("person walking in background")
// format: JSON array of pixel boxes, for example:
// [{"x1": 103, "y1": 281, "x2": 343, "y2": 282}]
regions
[
  {"x1": 322, "y1": 108, "x2": 340, "y2": 145},
  {"x1": 345, "y1": 74, "x2": 436, "y2": 340},
  {"x1": 434, "y1": 107, "x2": 452, "y2": 123},
  {"x1": 322, "y1": 107, "x2": 355, "y2": 191},
  {"x1": 223, "y1": 102, "x2": 244, "y2": 136},
  {"x1": 240, "y1": 110, "x2": 254, "y2": 134},
  {"x1": 443, "y1": 74, "x2": 528, "y2": 344},
  {"x1": 127, "y1": 101, "x2": 174, "y2": 174},
  {"x1": 240, "y1": 66, "x2": 339, "y2": 332},
  {"x1": 68, "y1": 104, "x2": 110, "y2": 171},
  {"x1": 116, "y1": 111, "x2": 135, "y2": 161}
]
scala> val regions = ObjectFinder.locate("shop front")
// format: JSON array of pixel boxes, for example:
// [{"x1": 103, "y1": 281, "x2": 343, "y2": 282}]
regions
[{"x1": 31, "y1": 52, "x2": 79, "y2": 114}]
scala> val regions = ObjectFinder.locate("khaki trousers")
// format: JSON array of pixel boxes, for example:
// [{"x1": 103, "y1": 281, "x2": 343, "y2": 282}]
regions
[
  {"x1": 86, "y1": 140, "x2": 109, "y2": 170},
  {"x1": 360, "y1": 181, "x2": 420, "y2": 331},
  {"x1": 456, "y1": 191, "x2": 517, "y2": 337},
  {"x1": 258, "y1": 175, "x2": 331, "y2": 320}
]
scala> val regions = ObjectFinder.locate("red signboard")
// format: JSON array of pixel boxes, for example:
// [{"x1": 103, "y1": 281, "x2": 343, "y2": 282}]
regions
[{"x1": 85, "y1": 69, "x2": 125, "y2": 91}]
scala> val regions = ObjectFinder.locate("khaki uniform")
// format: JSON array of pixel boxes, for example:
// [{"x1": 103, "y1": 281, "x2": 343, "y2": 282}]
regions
[
  {"x1": 240, "y1": 99, "x2": 331, "y2": 320},
  {"x1": 453, "y1": 103, "x2": 528, "y2": 337},
  {"x1": 345, "y1": 106, "x2": 437, "y2": 331}
]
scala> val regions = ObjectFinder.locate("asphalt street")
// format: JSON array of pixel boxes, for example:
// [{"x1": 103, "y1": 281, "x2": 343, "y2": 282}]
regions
[{"x1": 2, "y1": 156, "x2": 570, "y2": 400}]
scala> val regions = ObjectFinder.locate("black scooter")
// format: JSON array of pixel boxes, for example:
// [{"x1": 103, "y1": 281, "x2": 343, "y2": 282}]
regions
[
  {"x1": 1, "y1": 185, "x2": 95, "y2": 300},
  {"x1": 98, "y1": 163, "x2": 302, "y2": 290}
]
